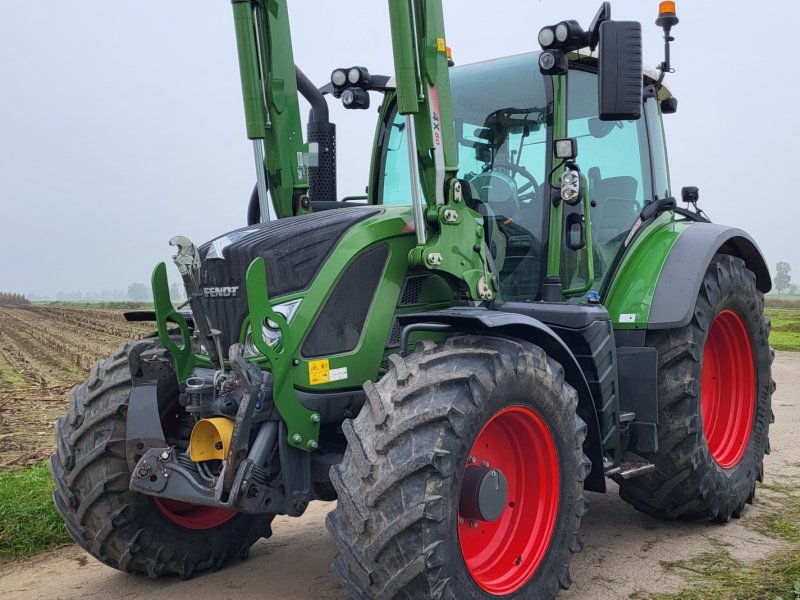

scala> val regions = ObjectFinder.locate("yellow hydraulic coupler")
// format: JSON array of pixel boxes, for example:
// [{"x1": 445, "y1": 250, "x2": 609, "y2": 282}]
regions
[{"x1": 188, "y1": 417, "x2": 235, "y2": 462}]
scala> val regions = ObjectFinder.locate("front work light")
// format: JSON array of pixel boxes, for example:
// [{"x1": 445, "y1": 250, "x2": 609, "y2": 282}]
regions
[
  {"x1": 538, "y1": 27, "x2": 556, "y2": 49},
  {"x1": 342, "y1": 87, "x2": 370, "y2": 110},
  {"x1": 331, "y1": 69, "x2": 347, "y2": 88},
  {"x1": 539, "y1": 50, "x2": 568, "y2": 75},
  {"x1": 347, "y1": 66, "x2": 371, "y2": 88},
  {"x1": 554, "y1": 20, "x2": 587, "y2": 50}
]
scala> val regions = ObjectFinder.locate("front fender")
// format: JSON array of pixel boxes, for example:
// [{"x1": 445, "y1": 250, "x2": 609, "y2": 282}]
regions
[{"x1": 397, "y1": 307, "x2": 607, "y2": 493}]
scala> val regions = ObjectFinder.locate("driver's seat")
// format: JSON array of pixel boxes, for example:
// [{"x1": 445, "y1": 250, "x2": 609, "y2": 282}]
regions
[{"x1": 462, "y1": 179, "x2": 542, "y2": 301}]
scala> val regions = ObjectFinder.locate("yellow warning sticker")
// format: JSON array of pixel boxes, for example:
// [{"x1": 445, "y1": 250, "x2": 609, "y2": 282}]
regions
[
  {"x1": 437, "y1": 37, "x2": 446, "y2": 52},
  {"x1": 308, "y1": 359, "x2": 330, "y2": 385}
]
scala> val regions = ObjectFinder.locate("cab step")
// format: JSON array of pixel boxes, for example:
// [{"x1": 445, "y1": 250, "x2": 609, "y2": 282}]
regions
[
  {"x1": 604, "y1": 451, "x2": 656, "y2": 480},
  {"x1": 615, "y1": 461, "x2": 656, "y2": 479}
]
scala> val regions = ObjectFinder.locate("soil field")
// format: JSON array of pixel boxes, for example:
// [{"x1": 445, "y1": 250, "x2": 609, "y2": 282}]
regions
[{"x1": 0, "y1": 305, "x2": 151, "y2": 468}]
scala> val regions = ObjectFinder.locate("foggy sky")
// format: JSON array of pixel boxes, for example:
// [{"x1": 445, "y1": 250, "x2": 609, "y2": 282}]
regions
[{"x1": 1, "y1": 1, "x2": 798, "y2": 297}]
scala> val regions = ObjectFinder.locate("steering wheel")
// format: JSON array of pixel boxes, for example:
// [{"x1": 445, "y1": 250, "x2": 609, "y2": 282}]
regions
[
  {"x1": 489, "y1": 161, "x2": 540, "y2": 203},
  {"x1": 468, "y1": 171, "x2": 521, "y2": 217}
]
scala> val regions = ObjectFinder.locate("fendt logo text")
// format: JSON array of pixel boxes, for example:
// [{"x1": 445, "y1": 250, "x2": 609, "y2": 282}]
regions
[{"x1": 203, "y1": 286, "x2": 239, "y2": 298}]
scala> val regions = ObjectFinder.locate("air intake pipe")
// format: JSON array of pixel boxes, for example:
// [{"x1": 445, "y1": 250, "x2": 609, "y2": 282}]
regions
[
  {"x1": 247, "y1": 66, "x2": 337, "y2": 225},
  {"x1": 296, "y1": 66, "x2": 337, "y2": 204}
]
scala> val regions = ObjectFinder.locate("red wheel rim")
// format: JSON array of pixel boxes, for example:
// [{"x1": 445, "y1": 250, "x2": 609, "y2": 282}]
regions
[
  {"x1": 151, "y1": 402, "x2": 236, "y2": 530},
  {"x1": 701, "y1": 309, "x2": 756, "y2": 469},
  {"x1": 458, "y1": 405, "x2": 560, "y2": 595}
]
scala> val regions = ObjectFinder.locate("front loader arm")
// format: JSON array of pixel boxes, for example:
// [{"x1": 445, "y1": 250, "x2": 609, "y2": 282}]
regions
[
  {"x1": 231, "y1": 0, "x2": 310, "y2": 219},
  {"x1": 387, "y1": 0, "x2": 495, "y2": 301}
]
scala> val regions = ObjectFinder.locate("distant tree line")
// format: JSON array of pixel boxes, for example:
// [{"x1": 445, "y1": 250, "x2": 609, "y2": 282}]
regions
[
  {"x1": 0, "y1": 292, "x2": 31, "y2": 305},
  {"x1": 24, "y1": 283, "x2": 186, "y2": 303}
]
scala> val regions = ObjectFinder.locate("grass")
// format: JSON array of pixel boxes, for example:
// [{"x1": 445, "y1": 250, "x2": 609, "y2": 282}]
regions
[
  {"x1": 0, "y1": 463, "x2": 70, "y2": 560},
  {"x1": 766, "y1": 307, "x2": 800, "y2": 352},
  {"x1": 642, "y1": 483, "x2": 800, "y2": 600}
]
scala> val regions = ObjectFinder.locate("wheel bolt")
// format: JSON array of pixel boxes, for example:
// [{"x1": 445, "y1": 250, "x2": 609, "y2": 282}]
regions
[
  {"x1": 469, "y1": 520, "x2": 478, "y2": 528},
  {"x1": 136, "y1": 465, "x2": 150, "y2": 479},
  {"x1": 458, "y1": 517, "x2": 465, "y2": 525},
  {"x1": 482, "y1": 460, "x2": 490, "y2": 468},
  {"x1": 468, "y1": 456, "x2": 476, "y2": 464},
  {"x1": 292, "y1": 434, "x2": 303, "y2": 444},
  {"x1": 159, "y1": 450, "x2": 171, "y2": 461}
]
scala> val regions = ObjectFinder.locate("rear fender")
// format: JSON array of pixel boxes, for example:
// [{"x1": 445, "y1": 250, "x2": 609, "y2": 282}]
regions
[
  {"x1": 397, "y1": 308, "x2": 606, "y2": 493},
  {"x1": 605, "y1": 219, "x2": 771, "y2": 330},
  {"x1": 649, "y1": 224, "x2": 771, "y2": 329}
]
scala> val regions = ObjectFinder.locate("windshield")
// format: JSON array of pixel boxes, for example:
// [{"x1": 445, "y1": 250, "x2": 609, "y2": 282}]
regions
[
  {"x1": 379, "y1": 52, "x2": 655, "y2": 302},
  {"x1": 382, "y1": 53, "x2": 549, "y2": 300}
]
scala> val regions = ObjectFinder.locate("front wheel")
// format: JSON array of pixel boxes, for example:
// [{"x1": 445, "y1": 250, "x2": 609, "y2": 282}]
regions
[
  {"x1": 326, "y1": 336, "x2": 590, "y2": 599},
  {"x1": 50, "y1": 341, "x2": 272, "y2": 578},
  {"x1": 618, "y1": 254, "x2": 774, "y2": 522}
]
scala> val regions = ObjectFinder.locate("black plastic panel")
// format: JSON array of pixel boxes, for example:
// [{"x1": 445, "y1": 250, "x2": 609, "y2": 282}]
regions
[
  {"x1": 649, "y1": 224, "x2": 771, "y2": 330},
  {"x1": 501, "y1": 302, "x2": 622, "y2": 465},
  {"x1": 199, "y1": 207, "x2": 381, "y2": 353},
  {"x1": 617, "y1": 346, "x2": 659, "y2": 453},
  {"x1": 301, "y1": 245, "x2": 389, "y2": 358}
]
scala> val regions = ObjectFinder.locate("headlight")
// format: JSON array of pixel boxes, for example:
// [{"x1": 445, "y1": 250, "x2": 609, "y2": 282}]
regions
[{"x1": 243, "y1": 299, "x2": 302, "y2": 358}]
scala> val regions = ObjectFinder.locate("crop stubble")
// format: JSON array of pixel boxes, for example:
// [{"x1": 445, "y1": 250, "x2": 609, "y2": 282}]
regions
[{"x1": 0, "y1": 305, "x2": 152, "y2": 468}]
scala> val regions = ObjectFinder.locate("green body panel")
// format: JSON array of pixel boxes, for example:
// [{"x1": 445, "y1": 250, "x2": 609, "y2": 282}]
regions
[
  {"x1": 281, "y1": 209, "x2": 418, "y2": 389},
  {"x1": 231, "y1": 0, "x2": 309, "y2": 219},
  {"x1": 244, "y1": 257, "x2": 320, "y2": 450},
  {"x1": 151, "y1": 262, "x2": 193, "y2": 381},
  {"x1": 604, "y1": 212, "x2": 693, "y2": 329}
]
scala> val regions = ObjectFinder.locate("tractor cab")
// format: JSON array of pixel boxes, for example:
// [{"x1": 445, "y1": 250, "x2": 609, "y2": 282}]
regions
[{"x1": 372, "y1": 51, "x2": 675, "y2": 303}]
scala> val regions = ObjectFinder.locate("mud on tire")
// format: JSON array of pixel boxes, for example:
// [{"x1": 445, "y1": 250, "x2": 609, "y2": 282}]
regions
[
  {"x1": 618, "y1": 254, "x2": 774, "y2": 522},
  {"x1": 50, "y1": 340, "x2": 272, "y2": 578},
  {"x1": 326, "y1": 336, "x2": 591, "y2": 599}
]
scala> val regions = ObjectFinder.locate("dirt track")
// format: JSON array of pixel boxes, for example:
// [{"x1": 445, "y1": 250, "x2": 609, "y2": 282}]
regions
[{"x1": 1, "y1": 352, "x2": 798, "y2": 600}]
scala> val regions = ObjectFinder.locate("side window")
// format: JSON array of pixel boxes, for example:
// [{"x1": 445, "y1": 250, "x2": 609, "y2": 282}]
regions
[
  {"x1": 568, "y1": 69, "x2": 653, "y2": 290},
  {"x1": 645, "y1": 96, "x2": 671, "y2": 200},
  {"x1": 381, "y1": 111, "x2": 412, "y2": 206}
]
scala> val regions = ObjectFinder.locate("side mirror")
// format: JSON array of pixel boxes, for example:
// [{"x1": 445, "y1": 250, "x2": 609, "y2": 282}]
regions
[{"x1": 598, "y1": 20, "x2": 643, "y2": 121}]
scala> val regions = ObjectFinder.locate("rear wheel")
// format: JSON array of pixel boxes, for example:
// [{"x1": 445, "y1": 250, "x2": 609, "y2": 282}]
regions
[
  {"x1": 326, "y1": 336, "x2": 590, "y2": 599},
  {"x1": 618, "y1": 254, "x2": 773, "y2": 521},
  {"x1": 50, "y1": 340, "x2": 272, "y2": 578}
]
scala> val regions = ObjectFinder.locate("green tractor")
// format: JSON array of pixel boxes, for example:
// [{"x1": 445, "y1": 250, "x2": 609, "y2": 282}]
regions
[{"x1": 51, "y1": 1, "x2": 773, "y2": 597}]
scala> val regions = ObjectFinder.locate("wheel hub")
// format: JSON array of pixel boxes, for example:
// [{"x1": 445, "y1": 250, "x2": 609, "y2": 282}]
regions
[{"x1": 459, "y1": 466, "x2": 508, "y2": 522}]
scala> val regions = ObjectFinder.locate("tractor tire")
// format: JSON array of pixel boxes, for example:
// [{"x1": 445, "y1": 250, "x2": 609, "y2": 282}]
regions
[
  {"x1": 618, "y1": 254, "x2": 773, "y2": 522},
  {"x1": 50, "y1": 340, "x2": 272, "y2": 578},
  {"x1": 326, "y1": 336, "x2": 590, "y2": 599}
]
